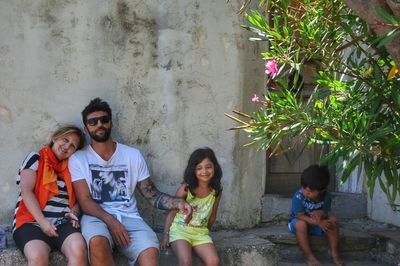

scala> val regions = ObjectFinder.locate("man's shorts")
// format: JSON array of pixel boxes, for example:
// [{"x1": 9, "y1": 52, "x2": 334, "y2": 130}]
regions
[
  {"x1": 288, "y1": 217, "x2": 325, "y2": 236},
  {"x1": 169, "y1": 223, "x2": 213, "y2": 247},
  {"x1": 81, "y1": 214, "x2": 159, "y2": 265},
  {"x1": 13, "y1": 222, "x2": 81, "y2": 252}
]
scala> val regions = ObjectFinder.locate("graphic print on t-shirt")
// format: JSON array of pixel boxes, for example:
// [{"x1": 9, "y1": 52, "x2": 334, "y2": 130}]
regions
[{"x1": 89, "y1": 164, "x2": 129, "y2": 203}]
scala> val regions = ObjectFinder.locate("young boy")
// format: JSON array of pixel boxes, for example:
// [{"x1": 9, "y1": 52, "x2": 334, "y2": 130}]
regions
[{"x1": 288, "y1": 165, "x2": 344, "y2": 266}]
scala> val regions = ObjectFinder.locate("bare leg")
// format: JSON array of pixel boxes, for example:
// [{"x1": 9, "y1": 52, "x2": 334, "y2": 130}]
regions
[
  {"x1": 326, "y1": 216, "x2": 344, "y2": 266},
  {"x1": 171, "y1": 240, "x2": 193, "y2": 266},
  {"x1": 61, "y1": 232, "x2": 88, "y2": 266},
  {"x1": 193, "y1": 243, "x2": 220, "y2": 266},
  {"x1": 137, "y1": 247, "x2": 159, "y2": 266},
  {"x1": 294, "y1": 220, "x2": 321, "y2": 266},
  {"x1": 24, "y1": 240, "x2": 51, "y2": 266},
  {"x1": 89, "y1": 236, "x2": 115, "y2": 266}
]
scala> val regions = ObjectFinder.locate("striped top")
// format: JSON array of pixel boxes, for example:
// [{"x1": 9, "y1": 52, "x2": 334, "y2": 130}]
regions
[{"x1": 13, "y1": 152, "x2": 71, "y2": 232}]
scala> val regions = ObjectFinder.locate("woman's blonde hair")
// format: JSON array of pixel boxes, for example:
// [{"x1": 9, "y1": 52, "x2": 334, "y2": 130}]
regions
[{"x1": 48, "y1": 125, "x2": 85, "y2": 150}]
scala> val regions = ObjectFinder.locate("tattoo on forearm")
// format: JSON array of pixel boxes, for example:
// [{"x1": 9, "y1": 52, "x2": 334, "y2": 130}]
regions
[{"x1": 138, "y1": 179, "x2": 182, "y2": 210}]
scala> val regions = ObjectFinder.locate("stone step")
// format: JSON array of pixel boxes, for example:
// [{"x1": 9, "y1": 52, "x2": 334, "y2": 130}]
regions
[
  {"x1": 257, "y1": 224, "x2": 379, "y2": 263},
  {"x1": 0, "y1": 231, "x2": 279, "y2": 266},
  {"x1": 244, "y1": 224, "x2": 377, "y2": 252},
  {"x1": 278, "y1": 258, "x2": 387, "y2": 266},
  {"x1": 278, "y1": 248, "x2": 380, "y2": 263},
  {"x1": 262, "y1": 192, "x2": 367, "y2": 223},
  {"x1": 2, "y1": 220, "x2": 398, "y2": 266}
]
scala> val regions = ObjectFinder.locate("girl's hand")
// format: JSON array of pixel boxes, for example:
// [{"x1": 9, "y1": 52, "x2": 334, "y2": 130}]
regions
[
  {"x1": 65, "y1": 212, "x2": 80, "y2": 228},
  {"x1": 160, "y1": 234, "x2": 170, "y2": 250},
  {"x1": 39, "y1": 219, "x2": 59, "y2": 237}
]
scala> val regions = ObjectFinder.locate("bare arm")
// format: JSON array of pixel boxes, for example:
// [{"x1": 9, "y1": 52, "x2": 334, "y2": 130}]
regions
[
  {"x1": 297, "y1": 212, "x2": 319, "y2": 226},
  {"x1": 72, "y1": 179, "x2": 130, "y2": 247},
  {"x1": 137, "y1": 178, "x2": 192, "y2": 216},
  {"x1": 160, "y1": 184, "x2": 187, "y2": 249},
  {"x1": 20, "y1": 169, "x2": 58, "y2": 237},
  {"x1": 297, "y1": 212, "x2": 332, "y2": 231},
  {"x1": 208, "y1": 191, "x2": 222, "y2": 229}
]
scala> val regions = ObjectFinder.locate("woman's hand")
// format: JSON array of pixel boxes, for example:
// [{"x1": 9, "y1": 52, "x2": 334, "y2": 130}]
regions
[
  {"x1": 65, "y1": 211, "x2": 80, "y2": 228},
  {"x1": 39, "y1": 219, "x2": 59, "y2": 237},
  {"x1": 160, "y1": 234, "x2": 170, "y2": 250}
]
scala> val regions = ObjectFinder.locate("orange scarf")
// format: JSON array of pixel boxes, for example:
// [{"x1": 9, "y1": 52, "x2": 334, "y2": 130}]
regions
[{"x1": 15, "y1": 146, "x2": 76, "y2": 229}]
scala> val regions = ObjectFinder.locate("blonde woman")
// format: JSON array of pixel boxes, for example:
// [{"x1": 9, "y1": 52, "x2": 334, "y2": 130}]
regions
[{"x1": 13, "y1": 125, "x2": 87, "y2": 266}]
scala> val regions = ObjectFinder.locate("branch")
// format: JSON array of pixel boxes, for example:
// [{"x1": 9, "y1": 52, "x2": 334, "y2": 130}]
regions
[{"x1": 386, "y1": 0, "x2": 400, "y2": 16}]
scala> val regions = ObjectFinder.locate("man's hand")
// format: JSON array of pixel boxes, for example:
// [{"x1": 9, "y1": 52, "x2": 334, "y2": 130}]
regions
[
  {"x1": 160, "y1": 234, "x2": 169, "y2": 250},
  {"x1": 106, "y1": 216, "x2": 131, "y2": 247},
  {"x1": 177, "y1": 199, "x2": 192, "y2": 224},
  {"x1": 137, "y1": 178, "x2": 193, "y2": 214}
]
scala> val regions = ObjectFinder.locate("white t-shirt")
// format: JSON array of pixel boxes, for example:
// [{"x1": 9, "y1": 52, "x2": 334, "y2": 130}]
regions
[{"x1": 69, "y1": 143, "x2": 150, "y2": 220}]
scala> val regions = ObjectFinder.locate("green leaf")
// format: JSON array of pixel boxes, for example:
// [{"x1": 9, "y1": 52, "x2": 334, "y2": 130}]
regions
[
  {"x1": 341, "y1": 153, "x2": 361, "y2": 185},
  {"x1": 376, "y1": 29, "x2": 400, "y2": 48},
  {"x1": 375, "y1": 7, "x2": 400, "y2": 24}
]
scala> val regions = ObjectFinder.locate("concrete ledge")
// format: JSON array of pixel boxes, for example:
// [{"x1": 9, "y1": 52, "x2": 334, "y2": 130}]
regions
[{"x1": 0, "y1": 231, "x2": 278, "y2": 266}]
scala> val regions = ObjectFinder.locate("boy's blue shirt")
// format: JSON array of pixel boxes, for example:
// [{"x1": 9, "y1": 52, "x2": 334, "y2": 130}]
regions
[{"x1": 290, "y1": 189, "x2": 331, "y2": 217}]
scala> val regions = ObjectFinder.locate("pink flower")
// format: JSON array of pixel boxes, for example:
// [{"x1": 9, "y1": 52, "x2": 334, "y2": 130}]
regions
[
  {"x1": 265, "y1": 59, "x2": 278, "y2": 77},
  {"x1": 252, "y1": 94, "x2": 260, "y2": 103}
]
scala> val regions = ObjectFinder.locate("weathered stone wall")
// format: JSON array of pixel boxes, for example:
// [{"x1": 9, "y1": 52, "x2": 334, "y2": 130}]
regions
[
  {"x1": 368, "y1": 182, "x2": 400, "y2": 227},
  {"x1": 0, "y1": 0, "x2": 266, "y2": 229}
]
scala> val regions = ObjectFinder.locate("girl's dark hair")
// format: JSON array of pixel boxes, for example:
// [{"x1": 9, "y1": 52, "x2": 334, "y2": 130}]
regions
[
  {"x1": 183, "y1": 147, "x2": 222, "y2": 196},
  {"x1": 81, "y1": 97, "x2": 112, "y2": 125},
  {"x1": 300, "y1": 164, "x2": 330, "y2": 191}
]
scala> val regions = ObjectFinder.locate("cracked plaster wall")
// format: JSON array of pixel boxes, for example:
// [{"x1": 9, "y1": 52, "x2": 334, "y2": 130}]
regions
[{"x1": 0, "y1": 0, "x2": 265, "y2": 229}]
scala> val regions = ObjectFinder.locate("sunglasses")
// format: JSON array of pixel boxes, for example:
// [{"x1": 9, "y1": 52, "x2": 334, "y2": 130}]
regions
[{"x1": 86, "y1": 115, "x2": 111, "y2": 126}]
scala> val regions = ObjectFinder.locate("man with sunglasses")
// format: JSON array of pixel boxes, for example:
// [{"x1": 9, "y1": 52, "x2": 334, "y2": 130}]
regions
[{"x1": 68, "y1": 98, "x2": 192, "y2": 266}]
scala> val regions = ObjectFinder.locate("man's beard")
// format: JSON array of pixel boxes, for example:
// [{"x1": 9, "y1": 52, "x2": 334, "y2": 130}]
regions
[{"x1": 89, "y1": 127, "x2": 112, "y2": 142}]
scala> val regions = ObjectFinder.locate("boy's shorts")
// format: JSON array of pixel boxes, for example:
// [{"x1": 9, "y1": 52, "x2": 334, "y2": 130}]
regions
[
  {"x1": 13, "y1": 222, "x2": 81, "y2": 252},
  {"x1": 288, "y1": 217, "x2": 325, "y2": 236},
  {"x1": 169, "y1": 223, "x2": 213, "y2": 247},
  {"x1": 81, "y1": 214, "x2": 159, "y2": 265}
]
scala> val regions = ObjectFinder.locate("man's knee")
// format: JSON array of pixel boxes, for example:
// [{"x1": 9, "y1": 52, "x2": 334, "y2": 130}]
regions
[
  {"x1": 89, "y1": 236, "x2": 112, "y2": 257},
  {"x1": 140, "y1": 247, "x2": 159, "y2": 257},
  {"x1": 137, "y1": 247, "x2": 159, "y2": 264}
]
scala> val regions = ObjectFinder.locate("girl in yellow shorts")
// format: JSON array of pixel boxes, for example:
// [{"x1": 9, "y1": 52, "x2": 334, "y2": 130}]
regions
[{"x1": 160, "y1": 148, "x2": 223, "y2": 266}]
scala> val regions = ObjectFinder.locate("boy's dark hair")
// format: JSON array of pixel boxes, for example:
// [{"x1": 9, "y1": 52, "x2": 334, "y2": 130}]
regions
[
  {"x1": 81, "y1": 98, "x2": 112, "y2": 125},
  {"x1": 300, "y1": 164, "x2": 330, "y2": 191},
  {"x1": 183, "y1": 147, "x2": 223, "y2": 196}
]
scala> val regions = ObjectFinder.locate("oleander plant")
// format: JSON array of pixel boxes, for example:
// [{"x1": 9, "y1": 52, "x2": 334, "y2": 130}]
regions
[{"x1": 226, "y1": 0, "x2": 400, "y2": 209}]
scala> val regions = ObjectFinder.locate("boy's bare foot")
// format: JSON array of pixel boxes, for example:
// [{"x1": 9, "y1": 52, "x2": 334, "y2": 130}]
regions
[
  {"x1": 332, "y1": 255, "x2": 345, "y2": 266},
  {"x1": 328, "y1": 250, "x2": 345, "y2": 266},
  {"x1": 304, "y1": 255, "x2": 321, "y2": 266}
]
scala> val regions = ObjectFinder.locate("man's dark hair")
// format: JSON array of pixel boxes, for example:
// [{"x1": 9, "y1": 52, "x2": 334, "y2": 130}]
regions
[
  {"x1": 81, "y1": 98, "x2": 112, "y2": 125},
  {"x1": 300, "y1": 164, "x2": 330, "y2": 191}
]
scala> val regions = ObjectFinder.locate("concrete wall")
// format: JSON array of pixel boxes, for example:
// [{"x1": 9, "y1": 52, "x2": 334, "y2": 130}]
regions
[
  {"x1": 0, "y1": 0, "x2": 266, "y2": 229},
  {"x1": 368, "y1": 181, "x2": 400, "y2": 227}
]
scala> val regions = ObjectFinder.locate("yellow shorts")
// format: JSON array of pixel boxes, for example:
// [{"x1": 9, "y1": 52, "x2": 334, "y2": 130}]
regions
[{"x1": 169, "y1": 223, "x2": 213, "y2": 247}]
